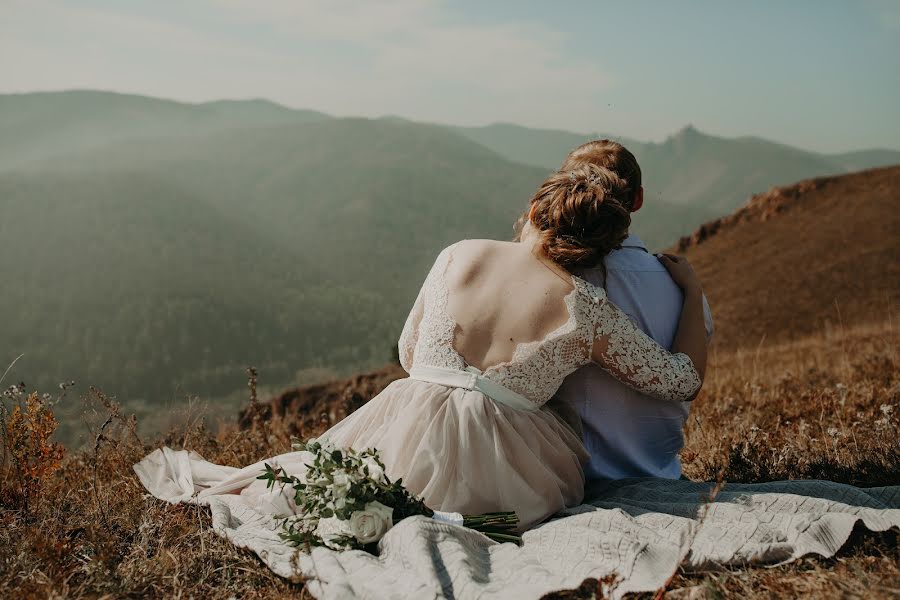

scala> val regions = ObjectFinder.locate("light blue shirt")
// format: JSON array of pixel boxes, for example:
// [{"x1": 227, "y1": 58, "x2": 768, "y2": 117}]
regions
[{"x1": 556, "y1": 233, "x2": 713, "y2": 480}]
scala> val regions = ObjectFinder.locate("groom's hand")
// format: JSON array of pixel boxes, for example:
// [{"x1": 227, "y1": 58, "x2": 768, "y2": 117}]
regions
[{"x1": 656, "y1": 254, "x2": 701, "y2": 294}]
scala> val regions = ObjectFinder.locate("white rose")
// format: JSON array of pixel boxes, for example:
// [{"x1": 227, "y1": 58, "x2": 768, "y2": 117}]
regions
[
  {"x1": 349, "y1": 501, "x2": 394, "y2": 544},
  {"x1": 360, "y1": 457, "x2": 386, "y2": 483},
  {"x1": 331, "y1": 469, "x2": 352, "y2": 499},
  {"x1": 315, "y1": 516, "x2": 352, "y2": 549}
]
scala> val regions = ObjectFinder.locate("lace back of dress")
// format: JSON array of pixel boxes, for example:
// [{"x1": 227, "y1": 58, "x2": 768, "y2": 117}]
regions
[
  {"x1": 401, "y1": 243, "x2": 701, "y2": 409},
  {"x1": 484, "y1": 279, "x2": 598, "y2": 405},
  {"x1": 406, "y1": 244, "x2": 596, "y2": 406}
]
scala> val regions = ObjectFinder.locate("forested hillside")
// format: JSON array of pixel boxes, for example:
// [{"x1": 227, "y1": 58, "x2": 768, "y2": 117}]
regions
[{"x1": 2, "y1": 115, "x2": 546, "y2": 437}]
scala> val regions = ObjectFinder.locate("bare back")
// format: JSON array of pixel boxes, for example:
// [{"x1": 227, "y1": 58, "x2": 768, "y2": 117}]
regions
[{"x1": 444, "y1": 239, "x2": 578, "y2": 372}]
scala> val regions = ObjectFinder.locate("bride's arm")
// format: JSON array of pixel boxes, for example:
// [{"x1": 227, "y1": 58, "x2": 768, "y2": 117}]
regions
[
  {"x1": 589, "y1": 254, "x2": 707, "y2": 402},
  {"x1": 397, "y1": 243, "x2": 459, "y2": 373},
  {"x1": 398, "y1": 286, "x2": 425, "y2": 373}
]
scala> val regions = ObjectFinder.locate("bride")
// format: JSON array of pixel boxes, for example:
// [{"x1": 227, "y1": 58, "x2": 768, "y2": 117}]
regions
[{"x1": 135, "y1": 163, "x2": 708, "y2": 532}]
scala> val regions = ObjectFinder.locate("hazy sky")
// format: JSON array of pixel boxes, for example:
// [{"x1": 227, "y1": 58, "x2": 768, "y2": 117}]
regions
[{"x1": 3, "y1": 0, "x2": 899, "y2": 153}]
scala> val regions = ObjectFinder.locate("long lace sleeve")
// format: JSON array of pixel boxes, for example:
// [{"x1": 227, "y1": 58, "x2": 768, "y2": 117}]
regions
[
  {"x1": 588, "y1": 289, "x2": 701, "y2": 402},
  {"x1": 398, "y1": 285, "x2": 425, "y2": 373},
  {"x1": 397, "y1": 243, "x2": 458, "y2": 373}
]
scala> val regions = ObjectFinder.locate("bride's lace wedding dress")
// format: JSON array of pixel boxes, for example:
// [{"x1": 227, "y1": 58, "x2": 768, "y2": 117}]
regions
[{"x1": 135, "y1": 242, "x2": 701, "y2": 531}]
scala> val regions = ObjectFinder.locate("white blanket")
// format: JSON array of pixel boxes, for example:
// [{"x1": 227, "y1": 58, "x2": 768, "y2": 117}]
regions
[{"x1": 134, "y1": 448, "x2": 900, "y2": 599}]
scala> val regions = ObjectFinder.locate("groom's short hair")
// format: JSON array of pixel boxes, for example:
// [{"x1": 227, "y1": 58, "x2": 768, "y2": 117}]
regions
[{"x1": 560, "y1": 140, "x2": 642, "y2": 210}]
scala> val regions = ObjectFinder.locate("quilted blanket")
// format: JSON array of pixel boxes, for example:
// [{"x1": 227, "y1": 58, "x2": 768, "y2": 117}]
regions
[{"x1": 134, "y1": 448, "x2": 900, "y2": 599}]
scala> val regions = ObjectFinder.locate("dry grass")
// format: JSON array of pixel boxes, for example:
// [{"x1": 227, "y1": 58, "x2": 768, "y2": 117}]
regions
[
  {"x1": 684, "y1": 321, "x2": 899, "y2": 485},
  {"x1": 663, "y1": 321, "x2": 900, "y2": 599},
  {"x1": 0, "y1": 387, "x2": 311, "y2": 599},
  {"x1": 1, "y1": 322, "x2": 897, "y2": 599}
]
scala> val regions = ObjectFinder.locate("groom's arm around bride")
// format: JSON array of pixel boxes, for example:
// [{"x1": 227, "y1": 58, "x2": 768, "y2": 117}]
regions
[
  {"x1": 552, "y1": 139, "x2": 713, "y2": 482},
  {"x1": 555, "y1": 233, "x2": 713, "y2": 481}
]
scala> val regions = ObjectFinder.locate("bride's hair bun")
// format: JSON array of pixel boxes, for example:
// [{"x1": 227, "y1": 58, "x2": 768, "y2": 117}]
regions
[{"x1": 524, "y1": 163, "x2": 631, "y2": 271}]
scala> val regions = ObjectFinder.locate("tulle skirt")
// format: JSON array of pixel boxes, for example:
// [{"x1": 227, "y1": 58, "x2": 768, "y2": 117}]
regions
[
  {"x1": 138, "y1": 378, "x2": 589, "y2": 532},
  {"x1": 323, "y1": 378, "x2": 588, "y2": 531}
]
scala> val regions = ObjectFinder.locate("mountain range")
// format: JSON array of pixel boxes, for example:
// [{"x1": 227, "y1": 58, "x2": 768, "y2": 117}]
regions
[
  {"x1": 1, "y1": 90, "x2": 897, "y2": 439},
  {"x1": 6, "y1": 90, "x2": 898, "y2": 251},
  {"x1": 448, "y1": 121, "x2": 900, "y2": 247}
]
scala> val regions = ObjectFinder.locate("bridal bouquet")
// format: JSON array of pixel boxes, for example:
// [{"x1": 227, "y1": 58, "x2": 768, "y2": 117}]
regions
[{"x1": 258, "y1": 438, "x2": 520, "y2": 551}]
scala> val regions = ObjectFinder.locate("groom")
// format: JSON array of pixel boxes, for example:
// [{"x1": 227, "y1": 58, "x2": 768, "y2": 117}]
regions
[{"x1": 554, "y1": 140, "x2": 714, "y2": 481}]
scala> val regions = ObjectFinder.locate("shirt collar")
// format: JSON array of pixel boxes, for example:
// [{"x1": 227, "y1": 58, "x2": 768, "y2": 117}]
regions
[{"x1": 619, "y1": 233, "x2": 647, "y2": 252}]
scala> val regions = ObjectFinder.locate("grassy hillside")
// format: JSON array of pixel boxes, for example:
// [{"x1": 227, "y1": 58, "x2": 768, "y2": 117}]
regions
[{"x1": 677, "y1": 164, "x2": 900, "y2": 351}]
